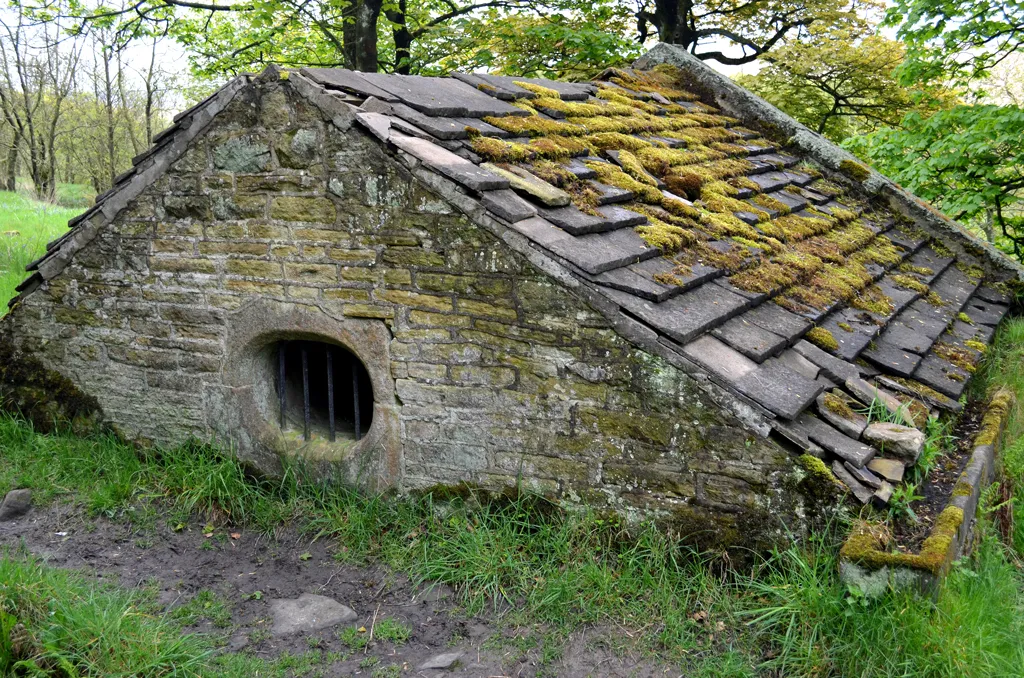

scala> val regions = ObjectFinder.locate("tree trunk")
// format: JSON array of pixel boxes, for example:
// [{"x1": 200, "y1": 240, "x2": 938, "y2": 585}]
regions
[
  {"x1": 387, "y1": 0, "x2": 412, "y2": 75},
  {"x1": 343, "y1": 0, "x2": 383, "y2": 72},
  {"x1": 5, "y1": 134, "x2": 18, "y2": 191},
  {"x1": 651, "y1": 0, "x2": 697, "y2": 49}
]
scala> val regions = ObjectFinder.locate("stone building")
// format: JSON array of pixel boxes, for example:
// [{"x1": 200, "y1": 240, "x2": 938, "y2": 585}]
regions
[{"x1": 1, "y1": 44, "x2": 1019, "y2": 548}]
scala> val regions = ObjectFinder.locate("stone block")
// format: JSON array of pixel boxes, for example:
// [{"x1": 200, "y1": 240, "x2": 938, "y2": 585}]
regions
[
  {"x1": 376, "y1": 289, "x2": 454, "y2": 312},
  {"x1": 226, "y1": 259, "x2": 283, "y2": 279},
  {"x1": 283, "y1": 262, "x2": 338, "y2": 283},
  {"x1": 270, "y1": 196, "x2": 337, "y2": 223}
]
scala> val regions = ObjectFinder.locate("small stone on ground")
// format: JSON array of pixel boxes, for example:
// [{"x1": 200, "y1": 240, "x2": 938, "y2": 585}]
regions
[
  {"x1": 862, "y1": 422, "x2": 924, "y2": 464},
  {"x1": 867, "y1": 457, "x2": 906, "y2": 483},
  {"x1": 419, "y1": 652, "x2": 463, "y2": 670},
  {"x1": 269, "y1": 593, "x2": 357, "y2": 636},
  {"x1": 0, "y1": 489, "x2": 32, "y2": 521}
]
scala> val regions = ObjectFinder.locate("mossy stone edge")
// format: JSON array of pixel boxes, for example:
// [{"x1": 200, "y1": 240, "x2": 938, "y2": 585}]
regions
[{"x1": 839, "y1": 388, "x2": 1015, "y2": 596}]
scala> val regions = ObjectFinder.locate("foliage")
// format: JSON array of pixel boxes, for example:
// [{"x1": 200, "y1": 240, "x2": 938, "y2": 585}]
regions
[
  {"x1": 635, "y1": 0, "x2": 876, "y2": 66},
  {"x1": 845, "y1": 105, "x2": 1024, "y2": 258},
  {"x1": 887, "y1": 0, "x2": 1024, "y2": 86},
  {"x1": 737, "y1": 29, "x2": 953, "y2": 141}
]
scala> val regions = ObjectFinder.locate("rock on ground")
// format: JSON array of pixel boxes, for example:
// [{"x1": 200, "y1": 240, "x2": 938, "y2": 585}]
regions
[
  {"x1": 0, "y1": 489, "x2": 32, "y2": 521},
  {"x1": 269, "y1": 593, "x2": 357, "y2": 636},
  {"x1": 419, "y1": 652, "x2": 463, "y2": 670}
]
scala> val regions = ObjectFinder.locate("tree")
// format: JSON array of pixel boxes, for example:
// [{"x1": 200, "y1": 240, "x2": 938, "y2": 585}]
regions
[
  {"x1": 634, "y1": 0, "x2": 875, "y2": 66},
  {"x1": 0, "y1": 5, "x2": 84, "y2": 200},
  {"x1": 846, "y1": 105, "x2": 1024, "y2": 259},
  {"x1": 887, "y1": 0, "x2": 1024, "y2": 86},
  {"x1": 735, "y1": 30, "x2": 952, "y2": 142}
]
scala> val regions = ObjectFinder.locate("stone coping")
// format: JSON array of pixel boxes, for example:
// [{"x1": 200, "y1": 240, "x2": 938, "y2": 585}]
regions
[{"x1": 839, "y1": 388, "x2": 1015, "y2": 596}]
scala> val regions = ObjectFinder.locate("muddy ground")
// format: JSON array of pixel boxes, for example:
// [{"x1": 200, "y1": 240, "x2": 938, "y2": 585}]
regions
[{"x1": 0, "y1": 502, "x2": 683, "y2": 678}]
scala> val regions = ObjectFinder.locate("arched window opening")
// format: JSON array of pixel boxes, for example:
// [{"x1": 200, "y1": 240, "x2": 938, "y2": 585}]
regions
[{"x1": 274, "y1": 340, "x2": 373, "y2": 442}]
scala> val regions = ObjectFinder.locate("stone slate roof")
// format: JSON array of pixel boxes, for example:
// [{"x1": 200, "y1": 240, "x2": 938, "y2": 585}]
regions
[{"x1": 14, "y1": 53, "x2": 1019, "y2": 475}]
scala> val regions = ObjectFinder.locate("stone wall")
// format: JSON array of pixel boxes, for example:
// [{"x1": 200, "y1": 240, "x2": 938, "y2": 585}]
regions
[{"x1": 0, "y1": 75, "x2": 817, "y2": 548}]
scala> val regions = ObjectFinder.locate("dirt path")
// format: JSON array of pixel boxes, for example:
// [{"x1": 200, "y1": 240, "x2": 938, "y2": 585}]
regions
[{"x1": 0, "y1": 503, "x2": 680, "y2": 677}]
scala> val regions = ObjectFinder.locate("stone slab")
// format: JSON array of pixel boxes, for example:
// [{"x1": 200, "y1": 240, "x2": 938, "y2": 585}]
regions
[
  {"x1": 792, "y1": 339, "x2": 860, "y2": 383},
  {"x1": 777, "y1": 349, "x2": 821, "y2": 381},
  {"x1": 871, "y1": 481, "x2": 894, "y2": 508},
  {"x1": 845, "y1": 377, "x2": 912, "y2": 425},
  {"x1": 976, "y1": 284, "x2": 1011, "y2": 306},
  {"x1": 863, "y1": 422, "x2": 924, "y2": 464},
  {"x1": 861, "y1": 339, "x2": 923, "y2": 378},
  {"x1": 480, "y1": 189, "x2": 537, "y2": 223},
  {"x1": 796, "y1": 412, "x2": 877, "y2": 467},
  {"x1": 360, "y1": 71, "x2": 527, "y2": 117},
  {"x1": 302, "y1": 68, "x2": 399, "y2": 102},
  {"x1": 390, "y1": 134, "x2": 508, "y2": 192},
  {"x1": 845, "y1": 461, "x2": 883, "y2": 489},
  {"x1": 816, "y1": 392, "x2": 867, "y2": 439},
  {"x1": 732, "y1": 358, "x2": 824, "y2": 420},
  {"x1": 480, "y1": 163, "x2": 570, "y2": 207},
  {"x1": 545, "y1": 227, "x2": 659, "y2": 274},
  {"x1": 472, "y1": 73, "x2": 596, "y2": 101},
  {"x1": 878, "y1": 322, "x2": 932, "y2": 354},
  {"x1": 912, "y1": 352, "x2": 970, "y2": 400},
  {"x1": 419, "y1": 652, "x2": 464, "y2": 670},
  {"x1": 604, "y1": 282, "x2": 749, "y2": 344},
  {"x1": 712, "y1": 316, "x2": 787, "y2": 362},
  {"x1": 681, "y1": 335, "x2": 758, "y2": 382},
  {"x1": 962, "y1": 296, "x2": 1008, "y2": 327},
  {"x1": 832, "y1": 461, "x2": 874, "y2": 504},
  {"x1": 867, "y1": 457, "x2": 906, "y2": 484},
  {"x1": 591, "y1": 257, "x2": 678, "y2": 302},
  {"x1": 507, "y1": 216, "x2": 571, "y2": 247},
  {"x1": 591, "y1": 181, "x2": 634, "y2": 205},
  {"x1": 540, "y1": 205, "x2": 610, "y2": 235},
  {"x1": 269, "y1": 594, "x2": 357, "y2": 636}
]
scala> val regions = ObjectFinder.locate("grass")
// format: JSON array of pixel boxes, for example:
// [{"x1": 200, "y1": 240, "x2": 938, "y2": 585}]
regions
[
  {"x1": 0, "y1": 190, "x2": 83, "y2": 310},
  {"x1": 3, "y1": 399, "x2": 1024, "y2": 675}
]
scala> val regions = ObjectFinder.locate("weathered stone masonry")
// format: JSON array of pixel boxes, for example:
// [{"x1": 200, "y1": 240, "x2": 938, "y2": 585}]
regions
[{"x1": 1, "y1": 75, "x2": 802, "y2": 544}]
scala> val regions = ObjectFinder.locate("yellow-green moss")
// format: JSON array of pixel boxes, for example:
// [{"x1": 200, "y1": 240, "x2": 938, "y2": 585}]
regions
[
  {"x1": 586, "y1": 132, "x2": 653, "y2": 152},
  {"x1": 838, "y1": 322, "x2": 853, "y2": 333},
  {"x1": 900, "y1": 263, "x2": 934, "y2": 276},
  {"x1": 483, "y1": 114, "x2": 584, "y2": 137},
  {"x1": 806, "y1": 327, "x2": 839, "y2": 351},
  {"x1": 850, "y1": 284, "x2": 895, "y2": 316},
  {"x1": 615, "y1": 149, "x2": 659, "y2": 186},
  {"x1": 958, "y1": 312, "x2": 973, "y2": 324},
  {"x1": 974, "y1": 388, "x2": 1015, "y2": 447},
  {"x1": 840, "y1": 506, "x2": 964, "y2": 576},
  {"x1": 891, "y1": 274, "x2": 930, "y2": 295},
  {"x1": 956, "y1": 261, "x2": 985, "y2": 279},
  {"x1": 839, "y1": 159, "x2": 871, "y2": 182},
  {"x1": 471, "y1": 136, "x2": 533, "y2": 162},
  {"x1": 965, "y1": 339, "x2": 987, "y2": 353},
  {"x1": 931, "y1": 241, "x2": 954, "y2": 258},
  {"x1": 933, "y1": 341, "x2": 978, "y2": 373},
  {"x1": 823, "y1": 392, "x2": 857, "y2": 419},
  {"x1": 951, "y1": 480, "x2": 974, "y2": 498},
  {"x1": 512, "y1": 80, "x2": 560, "y2": 98}
]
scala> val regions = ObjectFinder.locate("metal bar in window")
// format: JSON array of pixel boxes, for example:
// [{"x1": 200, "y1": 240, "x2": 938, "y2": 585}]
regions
[
  {"x1": 278, "y1": 341, "x2": 286, "y2": 429},
  {"x1": 326, "y1": 346, "x2": 336, "y2": 442},
  {"x1": 352, "y1": 354, "x2": 361, "y2": 441},
  {"x1": 301, "y1": 343, "x2": 310, "y2": 441}
]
